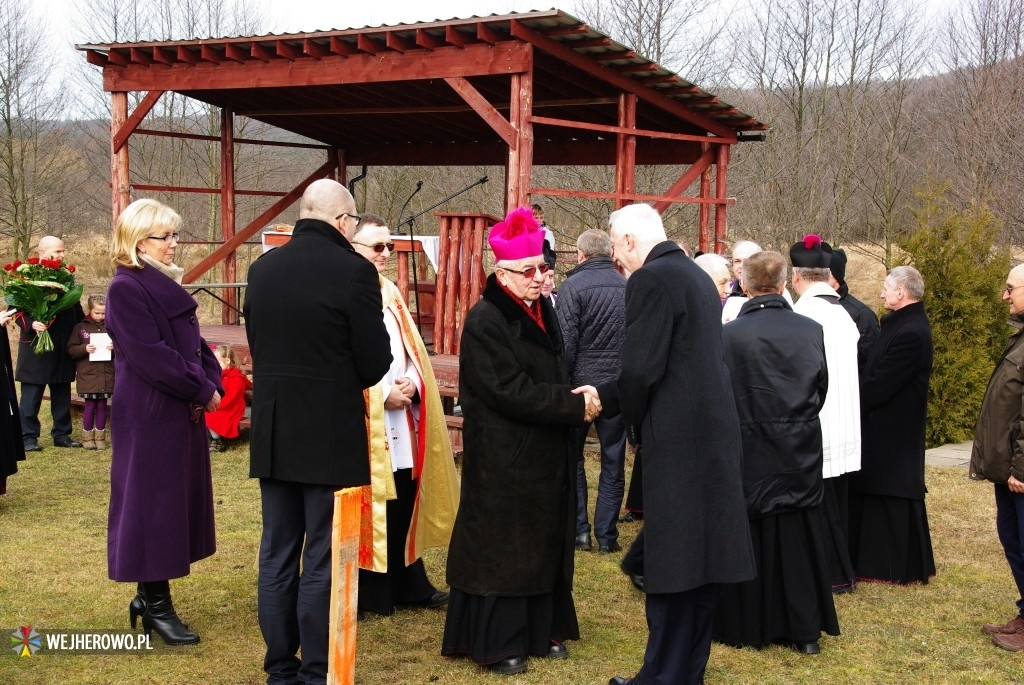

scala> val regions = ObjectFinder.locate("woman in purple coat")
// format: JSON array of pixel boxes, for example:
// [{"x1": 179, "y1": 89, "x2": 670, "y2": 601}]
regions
[{"x1": 105, "y1": 199, "x2": 223, "y2": 645}]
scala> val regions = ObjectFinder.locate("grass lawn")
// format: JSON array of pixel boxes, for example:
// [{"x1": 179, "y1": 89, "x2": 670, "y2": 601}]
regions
[{"x1": 2, "y1": 433, "x2": 1023, "y2": 684}]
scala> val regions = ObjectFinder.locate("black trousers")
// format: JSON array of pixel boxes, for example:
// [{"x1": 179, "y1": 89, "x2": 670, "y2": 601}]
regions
[
  {"x1": 19, "y1": 381, "x2": 72, "y2": 443},
  {"x1": 257, "y1": 479, "x2": 340, "y2": 685},
  {"x1": 638, "y1": 583, "x2": 717, "y2": 685}
]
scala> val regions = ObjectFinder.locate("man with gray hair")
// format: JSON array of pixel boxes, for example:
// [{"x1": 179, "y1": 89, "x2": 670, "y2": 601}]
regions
[
  {"x1": 848, "y1": 265, "x2": 935, "y2": 585},
  {"x1": 589, "y1": 203, "x2": 754, "y2": 685},
  {"x1": 245, "y1": 178, "x2": 392, "y2": 684},
  {"x1": 555, "y1": 228, "x2": 627, "y2": 554}
]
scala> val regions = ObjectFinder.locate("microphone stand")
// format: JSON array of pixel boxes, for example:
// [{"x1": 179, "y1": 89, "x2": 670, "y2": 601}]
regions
[{"x1": 396, "y1": 175, "x2": 488, "y2": 338}]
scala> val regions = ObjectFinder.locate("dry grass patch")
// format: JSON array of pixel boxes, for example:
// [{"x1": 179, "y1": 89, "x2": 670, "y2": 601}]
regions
[{"x1": 2, "y1": 436, "x2": 1024, "y2": 683}]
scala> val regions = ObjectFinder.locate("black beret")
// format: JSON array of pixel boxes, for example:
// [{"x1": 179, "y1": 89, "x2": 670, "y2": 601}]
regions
[{"x1": 790, "y1": 234, "x2": 832, "y2": 269}]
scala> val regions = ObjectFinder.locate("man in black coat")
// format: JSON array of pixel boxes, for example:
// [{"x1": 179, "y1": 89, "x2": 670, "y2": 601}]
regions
[
  {"x1": 15, "y1": 236, "x2": 85, "y2": 451},
  {"x1": 848, "y1": 265, "x2": 936, "y2": 585},
  {"x1": 828, "y1": 247, "x2": 880, "y2": 368},
  {"x1": 244, "y1": 179, "x2": 392, "y2": 685},
  {"x1": 555, "y1": 228, "x2": 628, "y2": 553},
  {"x1": 594, "y1": 203, "x2": 755, "y2": 685}
]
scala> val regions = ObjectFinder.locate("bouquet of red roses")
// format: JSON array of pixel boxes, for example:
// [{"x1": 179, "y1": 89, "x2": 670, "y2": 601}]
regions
[{"x1": 2, "y1": 257, "x2": 84, "y2": 354}]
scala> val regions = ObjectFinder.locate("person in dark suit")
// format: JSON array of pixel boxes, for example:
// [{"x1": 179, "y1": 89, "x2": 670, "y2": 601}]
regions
[
  {"x1": 716, "y1": 250, "x2": 840, "y2": 654},
  {"x1": 828, "y1": 247, "x2": 880, "y2": 368},
  {"x1": 244, "y1": 179, "x2": 392, "y2": 685},
  {"x1": 848, "y1": 265, "x2": 936, "y2": 585},
  {"x1": 591, "y1": 203, "x2": 755, "y2": 685},
  {"x1": 15, "y1": 236, "x2": 84, "y2": 451}
]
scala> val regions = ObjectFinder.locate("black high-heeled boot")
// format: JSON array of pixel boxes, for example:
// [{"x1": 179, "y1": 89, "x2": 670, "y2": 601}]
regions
[
  {"x1": 140, "y1": 580, "x2": 200, "y2": 645},
  {"x1": 129, "y1": 582, "x2": 146, "y2": 629}
]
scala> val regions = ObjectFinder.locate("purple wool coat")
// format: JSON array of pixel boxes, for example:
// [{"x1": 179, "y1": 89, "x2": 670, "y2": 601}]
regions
[{"x1": 105, "y1": 264, "x2": 223, "y2": 582}]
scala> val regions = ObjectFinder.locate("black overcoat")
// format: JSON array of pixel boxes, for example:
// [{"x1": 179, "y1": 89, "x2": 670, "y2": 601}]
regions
[
  {"x1": 14, "y1": 305, "x2": 84, "y2": 384},
  {"x1": 722, "y1": 295, "x2": 828, "y2": 516},
  {"x1": 600, "y1": 242, "x2": 755, "y2": 594},
  {"x1": 244, "y1": 218, "x2": 392, "y2": 487},
  {"x1": 0, "y1": 331, "x2": 24, "y2": 483},
  {"x1": 445, "y1": 275, "x2": 585, "y2": 596},
  {"x1": 849, "y1": 301, "x2": 933, "y2": 499}
]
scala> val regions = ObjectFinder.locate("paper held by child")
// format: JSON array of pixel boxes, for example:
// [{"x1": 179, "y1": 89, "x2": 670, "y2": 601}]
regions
[{"x1": 89, "y1": 333, "x2": 112, "y2": 361}]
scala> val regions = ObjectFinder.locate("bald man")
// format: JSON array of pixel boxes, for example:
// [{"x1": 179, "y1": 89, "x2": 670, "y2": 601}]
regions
[
  {"x1": 15, "y1": 236, "x2": 85, "y2": 451},
  {"x1": 244, "y1": 179, "x2": 391, "y2": 685}
]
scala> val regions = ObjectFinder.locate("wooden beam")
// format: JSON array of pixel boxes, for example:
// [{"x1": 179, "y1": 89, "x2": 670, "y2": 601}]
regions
[
  {"x1": 415, "y1": 29, "x2": 444, "y2": 50},
  {"x1": 714, "y1": 144, "x2": 730, "y2": 254},
  {"x1": 183, "y1": 158, "x2": 338, "y2": 283},
  {"x1": 176, "y1": 46, "x2": 201, "y2": 65},
  {"x1": 112, "y1": 90, "x2": 164, "y2": 153},
  {"x1": 224, "y1": 43, "x2": 248, "y2": 63},
  {"x1": 85, "y1": 50, "x2": 108, "y2": 67},
  {"x1": 200, "y1": 45, "x2": 224, "y2": 63},
  {"x1": 445, "y1": 25, "x2": 470, "y2": 48},
  {"x1": 386, "y1": 32, "x2": 416, "y2": 53},
  {"x1": 510, "y1": 20, "x2": 735, "y2": 138},
  {"x1": 699, "y1": 142, "x2": 711, "y2": 248},
  {"x1": 251, "y1": 42, "x2": 275, "y2": 62},
  {"x1": 533, "y1": 186, "x2": 733, "y2": 205},
  {"x1": 569, "y1": 37, "x2": 612, "y2": 48},
  {"x1": 596, "y1": 50, "x2": 637, "y2": 61},
  {"x1": 356, "y1": 34, "x2": 384, "y2": 55},
  {"x1": 476, "y1": 23, "x2": 502, "y2": 45},
  {"x1": 530, "y1": 115, "x2": 736, "y2": 145},
  {"x1": 152, "y1": 46, "x2": 174, "y2": 65},
  {"x1": 544, "y1": 25, "x2": 591, "y2": 36},
  {"x1": 330, "y1": 36, "x2": 356, "y2": 56},
  {"x1": 133, "y1": 127, "x2": 329, "y2": 149},
  {"x1": 110, "y1": 92, "x2": 130, "y2": 228},
  {"x1": 276, "y1": 40, "x2": 303, "y2": 61},
  {"x1": 106, "y1": 50, "x2": 129, "y2": 67},
  {"x1": 103, "y1": 43, "x2": 532, "y2": 91},
  {"x1": 128, "y1": 183, "x2": 287, "y2": 197},
  {"x1": 220, "y1": 106, "x2": 238, "y2": 324},
  {"x1": 303, "y1": 39, "x2": 330, "y2": 59},
  {"x1": 615, "y1": 92, "x2": 636, "y2": 210},
  {"x1": 652, "y1": 149, "x2": 714, "y2": 213},
  {"x1": 507, "y1": 69, "x2": 533, "y2": 209},
  {"x1": 614, "y1": 63, "x2": 659, "y2": 74},
  {"x1": 444, "y1": 76, "x2": 516, "y2": 148},
  {"x1": 129, "y1": 48, "x2": 153, "y2": 65}
]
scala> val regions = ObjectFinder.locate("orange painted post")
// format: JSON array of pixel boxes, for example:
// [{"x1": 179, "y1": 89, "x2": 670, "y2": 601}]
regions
[
  {"x1": 433, "y1": 216, "x2": 451, "y2": 352},
  {"x1": 327, "y1": 486, "x2": 364, "y2": 685}
]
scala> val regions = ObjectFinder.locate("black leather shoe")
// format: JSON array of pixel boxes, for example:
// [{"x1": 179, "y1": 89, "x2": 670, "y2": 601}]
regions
[
  {"x1": 790, "y1": 640, "x2": 820, "y2": 655},
  {"x1": 426, "y1": 591, "x2": 449, "y2": 608},
  {"x1": 574, "y1": 532, "x2": 592, "y2": 551},
  {"x1": 23, "y1": 442, "x2": 41, "y2": 452},
  {"x1": 54, "y1": 437, "x2": 83, "y2": 448},
  {"x1": 628, "y1": 574, "x2": 645, "y2": 592},
  {"x1": 488, "y1": 656, "x2": 527, "y2": 675},
  {"x1": 609, "y1": 676, "x2": 643, "y2": 685},
  {"x1": 546, "y1": 643, "x2": 568, "y2": 659},
  {"x1": 598, "y1": 541, "x2": 622, "y2": 553}
]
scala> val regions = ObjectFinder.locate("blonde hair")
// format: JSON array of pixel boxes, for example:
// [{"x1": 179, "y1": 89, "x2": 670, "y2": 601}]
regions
[
  {"x1": 111, "y1": 199, "x2": 182, "y2": 269},
  {"x1": 214, "y1": 344, "x2": 238, "y2": 368}
]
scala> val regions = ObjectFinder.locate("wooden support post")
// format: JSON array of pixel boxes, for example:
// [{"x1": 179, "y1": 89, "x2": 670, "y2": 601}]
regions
[
  {"x1": 698, "y1": 142, "x2": 711, "y2": 253},
  {"x1": 220, "y1": 106, "x2": 238, "y2": 324},
  {"x1": 327, "y1": 486, "x2": 365, "y2": 685},
  {"x1": 506, "y1": 68, "x2": 534, "y2": 210},
  {"x1": 615, "y1": 93, "x2": 637, "y2": 210},
  {"x1": 110, "y1": 92, "x2": 131, "y2": 226},
  {"x1": 714, "y1": 144, "x2": 730, "y2": 255}
]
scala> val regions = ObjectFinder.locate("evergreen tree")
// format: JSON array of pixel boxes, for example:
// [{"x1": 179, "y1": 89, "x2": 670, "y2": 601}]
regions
[{"x1": 901, "y1": 186, "x2": 1011, "y2": 447}]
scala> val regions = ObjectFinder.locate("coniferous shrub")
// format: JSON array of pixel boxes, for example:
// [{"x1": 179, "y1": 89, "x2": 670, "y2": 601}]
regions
[{"x1": 900, "y1": 187, "x2": 1011, "y2": 448}]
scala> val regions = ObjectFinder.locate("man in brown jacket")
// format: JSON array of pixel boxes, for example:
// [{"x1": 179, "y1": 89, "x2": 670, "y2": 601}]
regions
[{"x1": 971, "y1": 263, "x2": 1024, "y2": 651}]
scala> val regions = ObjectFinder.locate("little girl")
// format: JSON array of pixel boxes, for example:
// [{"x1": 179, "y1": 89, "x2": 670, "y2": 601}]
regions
[
  {"x1": 205, "y1": 344, "x2": 252, "y2": 452},
  {"x1": 67, "y1": 295, "x2": 114, "y2": 449}
]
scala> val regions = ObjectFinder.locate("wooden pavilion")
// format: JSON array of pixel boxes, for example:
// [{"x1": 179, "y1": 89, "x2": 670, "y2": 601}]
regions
[{"x1": 78, "y1": 9, "x2": 766, "y2": 346}]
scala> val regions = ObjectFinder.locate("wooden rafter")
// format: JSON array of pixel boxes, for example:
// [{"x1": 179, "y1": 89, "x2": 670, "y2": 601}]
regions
[
  {"x1": 445, "y1": 77, "x2": 517, "y2": 148},
  {"x1": 112, "y1": 90, "x2": 164, "y2": 153}
]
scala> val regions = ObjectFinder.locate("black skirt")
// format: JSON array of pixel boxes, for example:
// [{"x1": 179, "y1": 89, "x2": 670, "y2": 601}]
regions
[
  {"x1": 849, "y1": 491, "x2": 936, "y2": 585},
  {"x1": 440, "y1": 579, "x2": 579, "y2": 666},
  {"x1": 714, "y1": 507, "x2": 841, "y2": 648},
  {"x1": 822, "y1": 475, "x2": 856, "y2": 591}
]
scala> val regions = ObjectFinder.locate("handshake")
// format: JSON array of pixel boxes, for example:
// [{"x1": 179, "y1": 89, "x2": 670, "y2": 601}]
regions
[{"x1": 572, "y1": 385, "x2": 602, "y2": 423}]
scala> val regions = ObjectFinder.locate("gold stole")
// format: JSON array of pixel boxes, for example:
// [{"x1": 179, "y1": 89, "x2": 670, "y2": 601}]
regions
[{"x1": 359, "y1": 276, "x2": 460, "y2": 572}]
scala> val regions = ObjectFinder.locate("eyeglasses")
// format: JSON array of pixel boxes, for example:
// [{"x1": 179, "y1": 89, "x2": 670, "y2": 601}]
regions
[
  {"x1": 353, "y1": 241, "x2": 395, "y2": 253},
  {"x1": 1006, "y1": 284, "x2": 1024, "y2": 295},
  {"x1": 146, "y1": 233, "x2": 179, "y2": 242},
  {"x1": 335, "y1": 212, "x2": 363, "y2": 223},
  {"x1": 501, "y1": 263, "x2": 551, "y2": 279}
]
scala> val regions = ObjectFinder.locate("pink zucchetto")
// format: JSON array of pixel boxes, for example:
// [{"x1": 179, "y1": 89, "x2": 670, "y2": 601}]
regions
[{"x1": 488, "y1": 206, "x2": 545, "y2": 262}]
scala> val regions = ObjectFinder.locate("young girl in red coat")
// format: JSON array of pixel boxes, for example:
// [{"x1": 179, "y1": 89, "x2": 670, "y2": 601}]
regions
[
  {"x1": 205, "y1": 344, "x2": 251, "y2": 452},
  {"x1": 67, "y1": 295, "x2": 114, "y2": 449}
]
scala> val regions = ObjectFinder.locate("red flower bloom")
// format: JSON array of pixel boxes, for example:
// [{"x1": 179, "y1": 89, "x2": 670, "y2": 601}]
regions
[
  {"x1": 3, "y1": 264, "x2": 10, "y2": 271},
  {"x1": 67, "y1": 265, "x2": 76, "y2": 273},
  {"x1": 27, "y1": 257, "x2": 39, "y2": 265},
  {"x1": 12, "y1": 260, "x2": 20, "y2": 269}
]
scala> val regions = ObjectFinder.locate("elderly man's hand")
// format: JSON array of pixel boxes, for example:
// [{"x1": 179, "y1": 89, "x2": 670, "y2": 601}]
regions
[
  {"x1": 31, "y1": 320, "x2": 48, "y2": 333},
  {"x1": 572, "y1": 385, "x2": 602, "y2": 422},
  {"x1": 1009, "y1": 475, "x2": 1024, "y2": 494},
  {"x1": 205, "y1": 391, "x2": 221, "y2": 413},
  {"x1": 395, "y1": 377, "x2": 416, "y2": 399}
]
